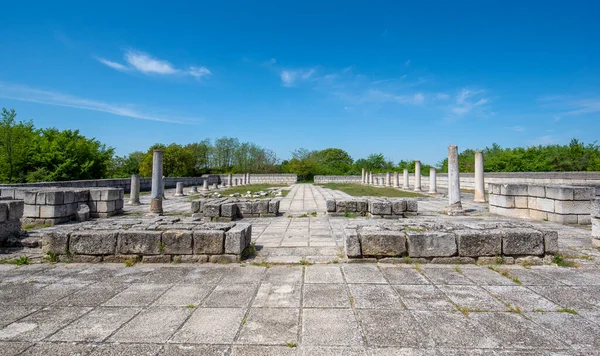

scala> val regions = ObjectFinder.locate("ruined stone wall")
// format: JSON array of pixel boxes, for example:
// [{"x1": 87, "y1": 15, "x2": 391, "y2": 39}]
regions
[{"x1": 0, "y1": 199, "x2": 23, "y2": 244}]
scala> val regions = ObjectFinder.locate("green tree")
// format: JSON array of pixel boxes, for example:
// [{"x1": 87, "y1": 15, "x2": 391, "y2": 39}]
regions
[{"x1": 0, "y1": 108, "x2": 35, "y2": 183}]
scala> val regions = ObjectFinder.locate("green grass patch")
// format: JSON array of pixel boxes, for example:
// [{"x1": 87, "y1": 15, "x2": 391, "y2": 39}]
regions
[
  {"x1": 557, "y1": 308, "x2": 578, "y2": 315},
  {"x1": 219, "y1": 184, "x2": 290, "y2": 197},
  {"x1": 0, "y1": 256, "x2": 30, "y2": 265},
  {"x1": 318, "y1": 183, "x2": 425, "y2": 198},
  {"x1": 22, "y1": 222, "x2": 52, "y2": 231},
  {"x1": 552, "y1": 254, "x2": 579, "y2": 268}
]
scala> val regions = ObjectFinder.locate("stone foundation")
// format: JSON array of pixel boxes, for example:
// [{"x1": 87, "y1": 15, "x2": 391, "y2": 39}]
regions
[
  {"x1": 488, "y1": 183, "x2": 595, "y2": 225},
  {"x1": 326, "y1": 198, "x2": 418, "y2": 218},
  {"x1": 345, "y1": 219, "x2": 559, "y2": 261},
  {"x1": 0, "y1": 187, "x2": 124, "y2": 225},
  {"x1": 0, "y1": 199, "x2": 24, "y2": 244},
  {"x1": 41, "y1": 216, "x2": 252, "y2": 263},
  {"x1": 593, "y1": 199, "x2": 600, "y2": 244},
  {"x1": 191, "y1": 198, "x2": 281, "y2": 221}
]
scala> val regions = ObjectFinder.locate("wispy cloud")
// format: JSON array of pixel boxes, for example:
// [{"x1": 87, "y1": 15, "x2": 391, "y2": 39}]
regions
[
  {"x1": 280, "y1": 68, "x2": 316, "y2": 87},
  {"x1": 360, "y1": 89, "x2": 425, "y2": 105},
  {"x1": 97, "y1": 49, "x2": 211, "y2": 79},
  {"x1": 0, "y1": 82, "x2": 200, "y2": 124},
  {"x1": 528, "y1": 135, "x2": 557, "y2": 146},
  {"x1": 539, "y1": 95, "x2": 600, "y2": 120},
  {"x1": 508, "y1": 125, "x2": 526, "y2": 132},
  {"x1": 446, "y1": 88, "x2": 491, "y2": 120}
]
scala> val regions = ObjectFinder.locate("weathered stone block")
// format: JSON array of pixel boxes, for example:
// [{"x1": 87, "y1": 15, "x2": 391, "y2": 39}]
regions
[
  {"x1": 118, "y1": 230, "x2": 162, "y2": 255},
  {"x1": 543, "y1": 231, "x2": 559, "y2": 255},
  {"x1": 143, "y1": 255, "x2": 171, "y2": 263},
  {"x1": 528, "y1": 209, "x2": 548, "y2": 221},
  {"x1": 268, "y1": 200, "x2": 280, "y2": 214},
  {"x1": 554, "y1": 200, "x2": 590, "y2": 215},
  {"x1": 209, "y1": 254, "x2": 240, "y2": 263},
  {"x1": 514, "y1": 196, "x2": 528, "y2": 209},
  {"x1": 545, "y1": 186, "x2": 574, "y2": 200},
  {"x1": 528, "y1": 197, "x2": 555, "y2": 213},
  {"x1": 391, "y1": 200, "x2": 407, "y2": 215},
  {"x1": 63, "y1": 191, "x2": 75, "y2": 204},
  {"x1": 252, "y1": 200, "x2": 269, "y2": 214},
  {"x1": 45, "y1": 191, "x2": 64, "y2": 205},
  {"x1": 577, "y1": 215, "x2": 591, "y2": 225},
  {"x1": 115, "y1": 199, "x2": 124, "y2": 210},
  {"x1": 406, "y1": 200, "x2": 418, "y2": 212},
  {"x1": 0, "y1": 203, "x2": 7, "y2": 223},
  {"x1": 490, "y1": 194, "x2": 515, "y2": 208},
  {"x1": 42, "y1": 231, "x2": 69, "y2": 254},
  {"x1": 236, "y1": 202, "x2": 252, "y2": 216},
  {"x1": 407, "y1": 232, "x2": 457, "y2": 258},
  {"x1": 489, "y1": 184, "x2": 501, "y2": 195},
  {"x1": 356, "y1": 199, "x2": 368, "y2": 213},
  {"x1": 455, "y1": 230, "x2": 502, "y2": 257},
  {"x1": 23, "y1": 204, "x2": 39, "y2": 218},
  {"x1": 369, "y1": 200, "x2": 392, "y2": 215},
  {"x1": 24, "y1": 191, "x2": 38, "y2": 204},
  {"x1": 40, "y1": 204, "x2": 68, "y2": 218},
  {"x1": 501, "y1": 184, "x2": 528, "y2": 196},
  {"x1": 95, "y1": 201, "x2": 116, "y2": 213},
  {"x1": 70, "y1": 231, "x2": 117, "y2": 255},
  {"x1": 88, "y1": 189, "x2": 103, "y2": 201},
  {"x1": 592, "y1": 218, "x2": 600, "y2": 238},
  {"x1": 359, "y1": 227, "x2": 406, "y2": 256},
  {"x1": 528, "y1": 185, "x2": 546, "y2": 198},
  {"x1": 344, "y1": 227, "x2": 361, "y2": 257},
  {"x1": 193, "y1": 230, "x2": 224, "y2": 254},
  {"x1": 501, "y1": 228, "x2": 544, "y2": 256},
  {"x1": 100, "y1": 188, "x2": 121, "y2": 201},
  {"x1": 592, "y1": 199, "x2": 600, "y2": 218},
  {"x1": 431, "y1": 257, "x2": 476, "y2": 264},
  {"x1": 224, "y1": 223, "x2": 250, "y2": 254},
  {"x1": 162, "y1": 231, "x2": 193, "y2": 255},
  {"x1": 326, "y1": 199, "x2": 336, "y2": 212},
  {"x1": 573, "y1": 187, "x2": 596, "y2": 200},
  {"x1": 191, "y1": 200, "x2": 201, "y2": 213},
  {"x1": 203, "y1": 203, "x2": 221, "y2": 218},
  {"x1": 336, "y1": 200, "x2": 357, "y2": 212},
  {"x1": 221, "y1": 203, "x2": 238, "y2": 218},
  {"x1": 489, "y1": 205, "x2": 530, "y2": 219},
  {"x1": 76, "y1": 204, "x2": 90, "y2": 222},
  {"x1": 74, "y1": 189, "x2": 89, "y2": 202},
  {"x1": 547, "y1": 213, "x2": 579, "y2": 224}
]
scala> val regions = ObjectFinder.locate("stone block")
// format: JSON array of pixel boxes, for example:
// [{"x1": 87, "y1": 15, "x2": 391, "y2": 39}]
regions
[
  {"x1": 193, "y1": 230, "x2": 224, "y2": 254},
  {"x1": 455, "y1": 230, "x2": 502, "y2": 257},
  {"x1": 356, "y1": 199, "x2": 368, "y2": 213},
  {"x1": 45, "y1": 191, "x2": 64, "y2": 205},
  {"x1": 103, "y1": 255, "x2": 137, "y2": 263},
  {"x1": 407, "y1": 232, "x2": 457, "y2": 258},
  {"x1": 268, "y1": 199, "x2": 280, "y2": 214},
  {"x1": 391, "y1": 200, "x2": 406, "y2": 215},
  {"x1": 23, "y1": 204, "x2": 40, "y2": 218},
  {"x1": 344, "y1": 228, "x2": 361, "y2": 258},
  {"x1": 115, "y1": 199, "x2": 124, "y2": 210},
  {"x1": 406, "y1": 200, "x2": 418, "y2": 212},
  {"x1": 592, "y1": 218, "x2": 600, "y2": 238},
  {"x1": 63, "y1": 191, "x2": 75, "y2": 204},
  {"x1": 501, "y1": 184, "x2": 528, "y2": 196},
  {"x1": 42, "y1": 231, "x2": 69, "y2": 255},
  {"x1": 68, "y1": 255, "x2": 103, "y2": 263},
  {"x1": 528, "y1": 209, "x2": 548, "y2": 221},
  {"x1": 252, "y1": 200, "x2": 269, "y2": 214},
  {"x1": 0, "y1": 188, "x2": 14, "y2": 199},
  {"x1": 162, "y1": 230, "x2": 193, "y2": 255},
  {"x1": 515, "y1": 256, "x2": 542, "y2": 266},
  {"x1": 528, "y1": 197, "x2": 555, "y2": 213},
  {"x1": 76, "y1": 204, "x2": 90, "y2": 222},
  {"x1": 221, "y1": 203, "x2": 239, "y2": 218},
  {"x1": 224, "y1": 223, "x2": 250, "y2": 255},
  {"x1": 326, "y1": 199, "x2": 336, "y2": 212},
  {"x1": 528, "y1": 185, "x2": 546, "y2": 198},
  {"x1": 543, "y1": 231, "x2": 559, "y2": 255},
  {"x1": 573, "y1": 187, "x2": 596, "y2": 200},
  {"x1": 74, "y1": 189, "x2": 89, "y2": 202},
  {"x1": 547, "y1": 213, "x2": 579, "y2": 224},
  {"x1": 95, "y1": 201, "x2": 116, "y2": 213},
  {"x1": 489, "y1": 205, "x2": 530, "y2": 219},
  {"x1": 554, "y1": 200, "x2": 590, "y2": 215},
  {"x1": 490, "y1": 194, "x2": 515, "y2": 208},
  {"x1": 431, "y1": 257, "x2": 476, "y2": 264},
  {"x1": 6, "y1": 200, "x2": 24, "y2": 221},
  {"x1": 204, "y1": 203, "x2": 221, "y2": 218},
  {"x1": 336, "y1": 200, "x2": 357, "y2": 212},
  {"x1": 359, "y1": 227, "x2": 406, "y2": 257},
  {"x1": 489, "y1": 184, "x2": 501, "y2": 195},
  {"x1": 118, "y1": 230, "x2": 162, "y2": 255},
  {"x1": 0, "y1": 203, "x2": 7, "y2": 223},
  {"x1": 500, "y1": 228, "x2": 544, "y2": 256},
  {"x1": 70, "y1": 231, "x2": 117, "y2": 255},
  {"x1": 577, "y1": 215, "x2": 591, "y2": 225},
  {"x1": 236, "y1": 202, "x2": 252, "y2": 216},
  {"x1": 191, "y1": 200, "x2": 201, "y2": 214},
  {"x1": 88, "y1": 189, "x2": 103, "y2": 201},
  {"x1": 143, "y1": 255, "x2": 171, "y2": 263},
  {"x1": 24, "y1": 191, "x2": 38, "y2": 204},
  {"x1": 592, "y1": 199, "x2": 600, "y2": 218},
  {"x1": 179, "y1": 255, "x2": 209, "y2": 263},
  {"x1": 101, "y1": 188, "x2": 121, "y2": 201},
  {"x1": 369, "y1": 200, "x2": 392, "y2": 215},
  {"x1": 209, "y1": 254, "x2": 240, "y2": 263},
  {"x1": 545, "y1": 186, "x2": 574, "y2": 200},
  {"x1": 65, "y1": 203, "x2": 77, "y2": 216},
  {"x1": 40, "y1": 204, "x2": 68, "y2": 218},
  {"x1": 514, "y1": 196, "x2": 528, "y2": 209}
]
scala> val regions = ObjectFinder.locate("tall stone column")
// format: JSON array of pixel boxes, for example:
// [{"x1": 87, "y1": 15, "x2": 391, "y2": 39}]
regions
[
  {"x1": 228, "y1": 174, "x2": 233, "y2": 187},
  {"x1": 247, "y1": 173, "x2": 251, "y2": 185},
  {"x1": 202, "y1": 179, "x2": 209, "y2": 191},
  {"x1": 429, "y1": 168, "x2": 437, "y2": 193},
  {"x1": 190, "y1": 185, "x2": 198, "y2": 194},
  {"x1": 386, "y1": 172, "x2": 391, "y2": 187},
  {"x1": 361, "y1": 168, "x2": 365, "y2": 184},
  {"x1": 474, "y1": 150, "x2": 486, "y2": 203},
  {"x1": 174, "y1": 182, "x2": 184, "y2": 197},
  {"x1": 149, "y1": 150, "x2": 164, "y2": 214},
  {"x1": 128, "y1": 174, "x2": 141, "y2": 205},
  {"x1": 447, "y1": 145, "x2": 464, "y2": 215},
  {"x1": 393, "y1": 172, "x2": 399, "y2": 188},
  {"x1": 402, "y1": 169, "x2": 409, "y2": 189},
  {"x1": 414, "y1": 161, "x2": 422, "y2": 191}
]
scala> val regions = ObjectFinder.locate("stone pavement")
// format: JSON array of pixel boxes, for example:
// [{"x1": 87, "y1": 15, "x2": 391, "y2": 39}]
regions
[{"x1": 1, "y1": 263, "x2": 600, "y2": 355}]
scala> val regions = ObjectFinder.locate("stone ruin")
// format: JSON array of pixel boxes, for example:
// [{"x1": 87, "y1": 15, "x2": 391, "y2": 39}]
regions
[
  {"x1": 0, "y1": 199, "x2": 24, "y2": 245},
  {"x1": 593, "y1": 198, "x2": 600, "y2": 246},
  {"x1": 326, "y1": 197, "x2": 418, "y2": 218},
  {"x1": 41, "y1": 216, "x2": 252, "y2": 263},
  {"x1": 191, "y1": 198, "x2": 281, "y2": 221},
  {"x1": 344, "y1": 219, "x2": 559, "y2": 263}
]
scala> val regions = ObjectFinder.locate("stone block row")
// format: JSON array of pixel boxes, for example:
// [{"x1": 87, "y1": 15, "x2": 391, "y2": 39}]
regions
[
  {"x1": 191, "y1": 198, "x2": 280, "y2": 221},
  {"x1": 0, "y1": 199, "x2": 24, "y2": 244},
  {"x1": 326, "y1": 198, "x2": 418, "y2": 218},
  {"x1": 488, "y1": 183, "x2": 597, "y2": 225},
  {"x1": 41, "y1": 221, "x2": 252, "y2": 263},
  {"x1": 345, "y1": 220, "x2": 558, "y2": 261}
]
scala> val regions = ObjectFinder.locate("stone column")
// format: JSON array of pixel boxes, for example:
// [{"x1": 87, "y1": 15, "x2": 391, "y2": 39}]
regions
[
  {"x1": 128, "y1": 174, "x2": 141, "y2": 205},
  {"x1": 234, "y1": 178, "x2": 239, "y2": 186},
  {"x1": 447, "y1": 145, "x2": 464, "y2": 215},
  {"x1": 429, "y1": 168, "x2": 437, "y2": 193},
  {"x1": 190, "y1": 185, "x2": 198, "y2": 194},
  {"x1": 242, "y1": 174, "x2": 246, "y2": 185},
  {"x1": 228, "y1": 174, "x2": 233, "y2": 187},
  {"x1": 361, "y1": 168, "x2": 365, "y2": 184},
  {"x1": 247, "y1": 173, "x2": 251, "y2": 185},
  {"x1": 213, "y1": 183, "x2": 218, "y2": 189},
  {"x1": 202, "y1": 179, "x2": 209, "y2": 191},
  {"x1": 174, "y1": 182, "x2": 184, "y2": 197},
  {"x1": 474, "y1": 150, "x2": 486, "y2": 203},
  {"x1": 149, "y1": 150, "x2": 164, "y2": 214},
  {"x1": 386, "y1": 172, "x2": 391, "y2": 187},
  {"x1": 414, "y1": 161, "x2": 422, "y2": 191},
  {"x1": 393, "y1": 172, "x2": 399, "y2": 188},
  {"x1": 402, "y1": 169, "x2": 409, "y2": 189},
  {"x1": 162, "y1": 176, "x2": 166, "y2": 199},
  {"x1": 375, "y1": 177, "x2": 379, "y2": 186}
]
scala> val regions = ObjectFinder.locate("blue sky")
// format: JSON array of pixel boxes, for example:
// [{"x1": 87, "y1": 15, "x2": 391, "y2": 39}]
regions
[{"x1": 1, "y1": 0, "x2": 599, "y2": 166}]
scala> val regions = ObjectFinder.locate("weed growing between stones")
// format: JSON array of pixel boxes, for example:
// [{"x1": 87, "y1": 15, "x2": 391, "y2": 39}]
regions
[
  {"x1": 124, "y1": 257, "x2": 137, "y2": 267},
  {"x1": 184, "y1": 304, "x2": 197, "y2": 309},
  {"x1": 557, "y1": 308, "x2": 579, "y2": 315},
  {"x1": 453, "y1": 265, "x2": 462, "y2": 273},
  {"x1": 0, "y1": 256, "x2": 29, "y2": 265},
  {"x1": 251, "y1": 260, "x2": 271, "y2": 268},
  {"x1": 44, "y1": 252, "x2": 59, "y2": 263},
  {"x1": 22, "y1": 222, "x2": 52, "y2": 231},
  {"x1": 488, "y1": 266, "x2": 522, "y2": 285},
  {"x1": 310, "y1": 211, "x2": 317, "y2": 217},
  {"x1": 172, "y1": 256, "x2": 182, "y2": 264},
  {"x1": 286, "y1": 343, "x2": 297, "y2": 348},
  {"x1": 344, "y1": 211, "x2": 357, "y2": 218},
  {"x1": 242, "y1": 243, "x2": 258, "y2": 259},
  {"x1": 552, "y1": 254, "x2": 578, "y2": 267},
  {"x1": 299, "y1": 259, "x2": 312, "y2": 266}
]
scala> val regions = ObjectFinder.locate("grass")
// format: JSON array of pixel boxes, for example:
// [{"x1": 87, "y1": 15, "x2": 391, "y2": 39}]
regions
[
  {"x1": 22, "y1": 222, "x2": 52, "y2": 231},
  {"x1": 488, "y1": 266, "x2": 522, "y2": 285},
  {"x1": 557, "y1": 308, "x2": 579, "y2": 315},
  {"x1": 285, "y1": 342, "x2": 297, "y2": 348},
  {"x1": 552, "y1": 254, "x2": 579, "y2": 268},
  {"x1": 453, "y1": 265, "x2": 462, "y2": 273},
  {"x1": 219, "y1": 184, "x2": 290, "y2": 197},
  {"x1": 251, "y1": 260, "x2": 271, "y2": 268},
  {"x1": 124, "y1": 257, "x2": 138, "y2": 267},
  {"x1": 0, "y1": 256, "x2": 30, "y2": 265},
  {"x1": 43, "y1": 252, "x2": 59, "y2": 263},
  {"x1": 242, "y1": 243, "x2": 258, "y2": 259},
  {"x1": 183, "y1": 304, "x2": 197, "y2": 309},
  {"x1": 343, "y1": 211, "x2": 357, "y2": 218},
  {"x1": 299, "y1": 259, "x2": 312, "y2": 266},
  {"x1": 317, "y1": 183, "x2": 426, "y2": 198}
]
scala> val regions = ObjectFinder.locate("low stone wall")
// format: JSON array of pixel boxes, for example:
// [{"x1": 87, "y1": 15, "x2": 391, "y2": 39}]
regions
[
  {"x1": 592, "y1": 199, "x2": 599, "y2": 243},
  {"x1": 314, "y1": 176, "x2": 361, "y2": 184},
  {"x1": 326, "y1": 198, "x2": 418, "y2": 218},
  {"x1": 191, "y1": 198, "x2": 281, "y2": 221},
  {"x1": 41, "y1": 217, "x2": 252, "y2": 263},
  {"x1": 488, "y1": 183, "x2": 595, "y2": 225},
  {"x1": 0, "y1": 199, "x2": 24, "y2": 244},
  {"x1": 345, "y1": 220, "x2": 558, "y2": 263},
  {"x1": 213, "y1": 174, "x2": 297, "y2": 185},
  {"x1": 0, "y1": 187, "x2": 124, "y2": 225}
]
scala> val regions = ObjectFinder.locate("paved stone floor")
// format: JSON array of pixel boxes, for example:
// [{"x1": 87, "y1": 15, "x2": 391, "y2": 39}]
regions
[{"x1": 2, "y1": 184, "x2": 600, "y2": 355}]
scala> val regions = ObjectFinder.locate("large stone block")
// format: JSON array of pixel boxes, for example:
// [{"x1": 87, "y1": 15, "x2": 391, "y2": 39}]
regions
[
  {"x1": 63, "y1": 190, "x2": 75, "y2": 204},
  {"x1": 193, "y1": 230, "x2": 224, "y2": 254},
  {"x1": 344, "y1": 227, "x2": 361, "y2": 257},
  {"x1": 0, "y1": 203, "x2": 7, "y2": 223},
  {"x1": 101, "y1": 188, "x2": 121, "y2": 201},
  {"x1": 0, "y1": 220, "x2": 20, "y2": 242},
  {"x1": 40, "y1": 204, "x2": 68, "y2": 218},
  {"x1": 70, "y1": 231, "x2": 117, "y2": 255},
  {"x1": 42, "y1": 231, "x2": 69, "y2": 254},
  {"x1": 326, "y1": 199, "x2": 336, "y2": 212},
  {"x1": 95, "y1": 201, "x2": 116, "y2": 213},
  {"x1": 500, "y1": 228, "x2": 544, "y2": 256},
  {"x1": 545, "y1": 186, "x2": 574, "y2": 200},
  {"x1": 528, "y1": 197, "x2": 555, "y2": 213},
  {"x1": 336, "y1": 200, "x2": 357, "y2": 212},
  {"x1": 547, "y1": 213, "x2": 579, "y2": 224},
  {"x1": 406, "y1": 200, "x2": 418, "y2": 212},
  {"x1": 359, "y1": 227, "x2": 406, "y2": 257},
  {"x1": 407, "y1": 232, "x2": 456, "y2": 257},
  {"x1": 268, "y1": 200, "x2": 280, "y2": 214},
  {"x1": 117, "y1": 230, "x2": 162, "y2": 255},
  {"x1": 88, "y1": 189, "x2": 103, "y2": 201},
  {"x1": 162, "y1": 230, "x2": 193, "y2": 255},
  {"x1": 356, "y1": 199, "x2": 368, "y2": 213},
  {"x1": 224, "y1": 223, "x2": 251, "y2": 254},
  {"x1": 490, "y1": 194, "x2": 515, "y2": 208},
  {"x1": 554, "y1": 200, "x2": 590, "y2": 215},
  {"x1": 489, "y1": 205, "x2": 530, "y2": 219},
  {"x1": 45, "y1": 191, "x2": 64, "y2": 205},
  {"x1": 24, "y1": 191, "x2": 38, "y2": 204},
  {"x1": 489, "y1": 184, "x2": 501, "y2": 195},
  {"x1": 221, "y1": 203, "x2": 239, "y2": 218},
  {"x1": 6, "y1": 200, "x2": 24, "y2": 221},
  {"x1": 252, "y1": 200, "x2": 269, "y2": 214},
  {"x1": 528, "y1": 209, "x2": 548, "y2": 221},
  {"x1": 191, "y1": 200, "x2": 201, "y2": 214},
  {"x1": 391, "y1": 200, "x2": 406, "y2": 215},
  {"x1": 369, "y1": 200, "x2": 392, "y2": 215},
  {"x1": 527, "y1": 185, "x2": 546, "y2": 198},
  {"x1": 592, "y1": 199, "x2": 600, "y2": 218},
  {"x1": 455, "y1": 230, "x2": 502, "y2": 257},
  {"x1": 236, "y1": 202, "x2": 252, "y2": 216},
  {"x1": 514, "y1": 196, "x2": 528, "y2": 209},
  {"x1": 573, "y1": 187, "x2": 596, "y2": 200},
  {"x1": 592, "y1": 218, "x2": 600, "y2": 238},
  {"x1": 543, "y1": 231, "x2": 559, "y2": 255},
  {"x1": 203, "y1": 203, "x2": 221, "y2": 218},
  {"x1": 501, "y1": 184, "x2": 528, "y2": 196}
]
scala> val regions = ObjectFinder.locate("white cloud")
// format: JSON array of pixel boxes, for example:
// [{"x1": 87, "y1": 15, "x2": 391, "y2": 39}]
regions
[
  {"x1": 447, "y1": 88, "x2": 490, "y2": 119},
  {"x1": 508, "y1": 125, "x2": 526, "y2": 132},
  {"x1": 280, "y1": 68, "x2": 316, "y2": 87},
  {"x1": 96, "y1": 49, "x2": 211, "y2": 79},
  {"x1": 0, "y1": 82, "x2": 200, "y2": 124},
  {"x1": 539, "y1": 95, "x2": 600, "y2": 117},
  {"x1": 435, "y1": 93, "x2": 450, "y2": 101},
  {"x1": 361, "y1": 89, "x2": 425, "y2": 105}
]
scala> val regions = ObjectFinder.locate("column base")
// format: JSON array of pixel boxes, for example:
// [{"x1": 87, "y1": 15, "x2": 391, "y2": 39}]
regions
[
  {"x1": 127, "y1": 200, "x2": 141, "y2": 206},
  {"x1": 149, "y1": 198, "x2": 163, "y2": 215},
  {"x1": 446, "y1": 204, "x2": 465, "y2": 216}
]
